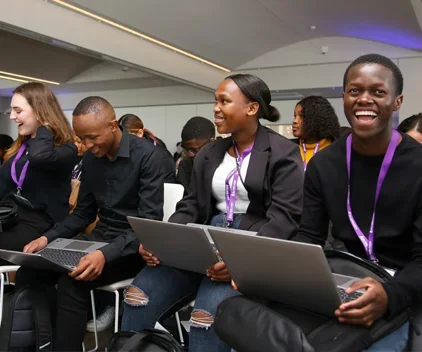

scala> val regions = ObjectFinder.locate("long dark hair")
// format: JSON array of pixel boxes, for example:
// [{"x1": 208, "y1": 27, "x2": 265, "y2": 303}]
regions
[{"x1": 296, "y1": 96, "x2": 340, "y2": 141}]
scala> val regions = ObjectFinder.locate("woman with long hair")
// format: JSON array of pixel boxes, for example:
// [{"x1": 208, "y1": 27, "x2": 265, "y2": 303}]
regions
[
  {"x1": 292, "y1": 95, "x2": 340, "y2": 170},
  {"x1": 0, "y1": 82, "x2": 77, "y2": 254},
  {"x1": 118, "y1": 113, "x2": 176, "y2": 183}
]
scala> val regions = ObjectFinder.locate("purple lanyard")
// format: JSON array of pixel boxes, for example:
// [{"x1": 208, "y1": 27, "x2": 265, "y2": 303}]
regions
[
  {"x1": 302, "y1": 141, "x2": 320, "y2": 171},
  {"x1": 225, "y1": 143, "x2": 254, "y2": 222},
  {"x1": 346, "y1": 130, "x2": 399, "y2": 262},
  {"x1": 11, "y1": 142, "x2": 29, "y2": 195}
]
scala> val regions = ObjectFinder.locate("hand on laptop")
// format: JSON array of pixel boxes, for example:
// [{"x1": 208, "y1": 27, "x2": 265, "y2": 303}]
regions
[
  {"x1": 207, "y1": 261, "x2": 231, "y2": 282},
  {"x1": 139, "y1": 244, "x2": 160, "y2": 266},
  {"x1": 23, "y1": 236, "x2": 48, "y2": 253},
  {"x1": 335, "y1": 277, "x2": 388, "y2": 327},
  {"x1": 69, "y1": 250, "x2": 106, "y2": 281}
]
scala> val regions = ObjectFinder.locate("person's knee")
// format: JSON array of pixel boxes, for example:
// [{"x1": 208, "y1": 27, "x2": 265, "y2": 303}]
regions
[
  {"x1": 190, "y1": 309, "x2": 214, "y2": 330},
  {"x1": 124, "y1": 285, "x2": 149, "y2": 306}
]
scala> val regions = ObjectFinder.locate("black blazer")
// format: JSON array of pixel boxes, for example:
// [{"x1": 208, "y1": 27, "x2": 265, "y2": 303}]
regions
[
  {"x1": 169, "y1": 124, "x2": 304, "y2": 239},
  {"x1": 0, "y1": 126, "x2": 77, "y2": 223}
]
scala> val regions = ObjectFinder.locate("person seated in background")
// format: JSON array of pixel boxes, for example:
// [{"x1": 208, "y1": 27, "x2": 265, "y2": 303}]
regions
[
  {"x1": 71, "y1": 134, "x2": 87, "y2": 182},
  {"x1": 118, "y1": 113, "x2": 176, "y2": 183},
  {"x1": 177, "y1": 116, "x2": 216, "y2": 192},
  {"x1": 232, "y1": 53, "x2": 421, "y2": 352},
  {"x1": 122, "y1": 74, "x2": 304, "y2": 352},
  {"x1": 0, "y1": 82, "x2": 77, "y2": 257},
  {"x1": 292, "y1": 95, "x2": 340, "y2": 170},
  {"x1": 397, "y1": 113, "x2": 422, "y2": 144},
  {"x1": 15, "y1": 96, "x2": 165, "y2": 351},
  {"x1": 0, "y1": 134, "x2": 13, "y2": 166}
]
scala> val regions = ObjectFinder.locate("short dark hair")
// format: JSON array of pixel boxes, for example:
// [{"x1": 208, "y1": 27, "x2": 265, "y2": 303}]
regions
[
  {"x1": 0, "y1": 134, "x2": 13, "y2": 149},
  {"x1": 225, "y1": 74, "x2": 280, "y2": 122},
  {"x1": 181, "y1": 116, "x2": 215, "y2": 142},
  {"x1": 398, "y1": 113, "x2": 422, "y2": 134},
  {"x1": 73, "y1": 96, "x2": 113, "y2": 116},
  {"x1": 343, "y1": 54, "x2": 403, "y2": 95},
  {"x1": 297, "y1": 96, "x2": 340, "y2": 141}
]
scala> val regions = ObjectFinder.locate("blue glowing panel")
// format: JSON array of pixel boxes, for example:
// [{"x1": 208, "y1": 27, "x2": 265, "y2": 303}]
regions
[{"x1": 334, "y1": 25, "x2": 422, "y2": 50}]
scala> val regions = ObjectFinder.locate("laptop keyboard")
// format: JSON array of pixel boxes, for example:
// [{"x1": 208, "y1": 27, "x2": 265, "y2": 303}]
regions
[
  {"x1": 38, "y1": 248, "x2": 86, "y2": 268},
  {"x1": 338, "y1": 287, "x2": 364, "y2": 303}
]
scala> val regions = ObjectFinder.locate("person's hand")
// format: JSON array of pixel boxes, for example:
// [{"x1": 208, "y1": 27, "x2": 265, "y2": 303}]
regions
[
  {"x1": 69, "y1": 250, "x2": 106, "y2": 281},
  {"x1": 207, "y1": 261, "x2": 231, "y2": 282},
  {"x1": 139, "y1": 244, "x2": 160, "y2": 266},
  {"x1": 23, "y1": 236, "x2": 48, "y2": 253},
  {"x1": 231, "y1": 280, "x2": 239, "y2": 291},
  {"x1": 335, "y1": 277, "x2": 388, "y2": 327}
]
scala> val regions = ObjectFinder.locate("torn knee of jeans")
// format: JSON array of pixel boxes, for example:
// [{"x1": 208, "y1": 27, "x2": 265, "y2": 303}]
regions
[
  {"x1": 123, "y1": 285, "x2": 149, "y2": 306},
  {"x1": 190, "y1": 309, "x2": 214, "y2": 330}
]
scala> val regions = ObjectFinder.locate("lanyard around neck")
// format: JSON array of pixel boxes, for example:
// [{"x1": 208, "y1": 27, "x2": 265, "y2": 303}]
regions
[
  {"x1": 225, "y1": 142, "x2": 254, "y2": 222},
  {"x1": 302, "y1": 141, "x2": 320, "y2": 171},
  {"x1": 345, "y1": 130, "x2": 399, "y2": 262},
  {"x1": 11, "y1": 142, "x2": 29, "y2": 194}
]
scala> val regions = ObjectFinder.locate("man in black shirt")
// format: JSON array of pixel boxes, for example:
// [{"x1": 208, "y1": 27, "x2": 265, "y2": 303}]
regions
[
  {"x1": 16, "y1": 96, "x2": 164, "y2": 351},
  {"x1": 176, "y1": 116, "x2": 215, "y2": 192},
  {"x1": 292, "y1": 54, "x2": 422, "y2": 350}
]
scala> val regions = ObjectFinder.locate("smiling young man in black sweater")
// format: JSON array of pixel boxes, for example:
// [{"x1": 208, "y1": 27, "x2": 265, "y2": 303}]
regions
[{"x1": 290, "y1": 54, "x2": 422, "y2": 350}]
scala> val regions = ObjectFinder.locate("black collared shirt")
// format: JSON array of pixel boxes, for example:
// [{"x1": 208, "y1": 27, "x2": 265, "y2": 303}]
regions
[{"x1": 45, "y1": 129, "x2": 164, "y2": 262}]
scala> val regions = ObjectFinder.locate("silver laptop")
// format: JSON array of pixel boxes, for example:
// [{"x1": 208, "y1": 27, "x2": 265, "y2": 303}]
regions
[
  {"x1": 127, "y1": 217, "x2": 219, "y2": 274},
  {"x1": 209, "y1": 229, "x2": 364, "y2": 317},
  {"x1": 0, "y1": 238, "x2": 107, "y2": 273}
]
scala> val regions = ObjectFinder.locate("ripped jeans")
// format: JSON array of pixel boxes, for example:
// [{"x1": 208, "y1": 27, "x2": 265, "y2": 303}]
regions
[{"x1": 121, "y1": 213, "x2": 243, "y2": 352}]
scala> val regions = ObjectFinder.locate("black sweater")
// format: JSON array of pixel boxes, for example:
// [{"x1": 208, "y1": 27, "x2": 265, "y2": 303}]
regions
[
  {"x1": 0, "y1": 127, "x2": 77, "y2": 223},
  {"x1": 294, "y1": 133, "x2": 422, "y2": 317}
]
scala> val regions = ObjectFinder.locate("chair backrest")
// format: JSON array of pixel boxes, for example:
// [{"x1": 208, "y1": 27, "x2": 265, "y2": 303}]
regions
[{"x1": 163, "y1": 183, "x2": 184, "y2": 222}]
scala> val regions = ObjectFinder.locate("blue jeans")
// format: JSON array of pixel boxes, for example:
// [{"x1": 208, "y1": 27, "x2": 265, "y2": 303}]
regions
[
  {"x1": 362, "y1": 321, "x2": 409, "y2": 352},
  {"x1": 122, "y1": 213, "x2": 243, "y2": 352}
]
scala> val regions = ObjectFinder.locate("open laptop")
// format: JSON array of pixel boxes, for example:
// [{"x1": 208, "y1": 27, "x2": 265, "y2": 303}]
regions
[
  {"x1": 127, "y1": 217, "x2": 219, "y2": 274},
  {"x1": 209, "y1": 228, "x2": 364, "y2": 317},
  {"x1": 0, "y1": 238, "x2": 108, "y2": 273}
]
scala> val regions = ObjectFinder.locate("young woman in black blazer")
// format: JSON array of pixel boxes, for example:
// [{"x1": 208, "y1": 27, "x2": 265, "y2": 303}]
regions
[
  {"x1": 0, "y1": 82, "x2": 77, "y2": 254},
  {"x1": 122, "y1": 74, "x2": 304, "y2": 352}
]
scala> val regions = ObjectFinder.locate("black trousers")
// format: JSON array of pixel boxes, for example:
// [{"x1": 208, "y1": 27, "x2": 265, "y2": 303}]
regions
[
  {"x1": 15, "y1": 254, "x2": 144, "y2": 351},
  {"x1": 0, "y1": 205, "x2": 52, "y2": 265}
]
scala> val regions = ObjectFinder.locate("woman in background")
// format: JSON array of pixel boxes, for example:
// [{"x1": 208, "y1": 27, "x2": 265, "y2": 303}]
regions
[
  {"x1": 292, "y1": 95, "x2": 340, "y2": 170},
  {"x1": 118, "y1": 114, "x2": 176, "y2": 183},
  {"x1": 0, "y1": 82, "x2": 77, "y2": 254},
  {"x1": 398, "y1": 113, "x2": 422, "y2": 143}
]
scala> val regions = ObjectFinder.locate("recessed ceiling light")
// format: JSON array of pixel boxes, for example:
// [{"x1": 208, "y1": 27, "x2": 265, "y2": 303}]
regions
[
  {"x1": 0, "y1": 74, "x2": 28, "y2": 84},
  {"x1": 0, "y1": 71, "x2": 60, "y2": 85},
  {"x1": 309, "y1": 25, "x2": 317, "y2": 31}
]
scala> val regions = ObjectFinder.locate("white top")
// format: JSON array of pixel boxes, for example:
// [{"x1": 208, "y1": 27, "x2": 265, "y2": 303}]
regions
[{"x1": 212, "y1": 152, "x2": 251, "y2": 214}]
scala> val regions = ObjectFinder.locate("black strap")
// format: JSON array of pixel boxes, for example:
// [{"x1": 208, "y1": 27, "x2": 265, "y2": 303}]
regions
[
  {"x1": 118, "y1": 331, "x2": 151, "y2": 351},
  {"x1": 118, "y1": 329, "x2": 182, "y2": 352},
  {"x1": 32, "y1": 288, "x2": 53, "y2": 351}
]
